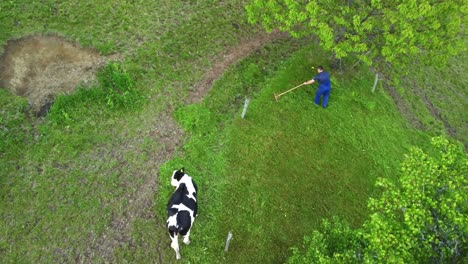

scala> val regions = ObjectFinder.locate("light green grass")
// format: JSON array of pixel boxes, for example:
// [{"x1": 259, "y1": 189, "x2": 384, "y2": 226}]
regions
[
  {"x1": 122, "y1": 38, "x2": 309, "y2": 263},
  {"x1": 217, "y1": 54, "x2": 430, "y2": 263},
  {"x1": 152, "y1": 45, "x2": 431, "y2": 263}
]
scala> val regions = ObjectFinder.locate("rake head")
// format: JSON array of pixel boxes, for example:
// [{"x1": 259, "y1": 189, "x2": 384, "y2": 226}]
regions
[{"x1": 274, "y1": 93, "x2": 280, "y2": 101}]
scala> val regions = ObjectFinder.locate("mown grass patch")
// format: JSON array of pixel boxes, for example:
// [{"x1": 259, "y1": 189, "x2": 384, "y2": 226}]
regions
[
  {"x1": 217, "y1": 48, "x2": 431, "y2": 263},
  {"x1": 153, "y1": 44, "x2": 430, "y2": 263}
]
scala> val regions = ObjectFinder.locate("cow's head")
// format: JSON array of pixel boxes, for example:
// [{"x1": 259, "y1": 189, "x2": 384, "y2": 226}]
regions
[{"x1": 171, "y1": 168, "x2": 185, "y2": 187}]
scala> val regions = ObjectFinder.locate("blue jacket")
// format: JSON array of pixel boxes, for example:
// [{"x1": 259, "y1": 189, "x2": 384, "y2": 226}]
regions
[{"x1": 313, "y1": 71, "x2": 331, "y2": 90}]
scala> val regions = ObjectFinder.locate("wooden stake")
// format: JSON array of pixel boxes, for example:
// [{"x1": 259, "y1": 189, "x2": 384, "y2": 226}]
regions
[{"x1": 224, "y1": 231, "x2": 233, "y2": 252}]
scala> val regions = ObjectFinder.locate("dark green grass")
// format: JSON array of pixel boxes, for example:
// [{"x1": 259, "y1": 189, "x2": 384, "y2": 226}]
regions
[
  {"x1": 0, "y1": 89, "x2": 32, "y2": 161},
  {"x1": 396, "y1": 51, "x2": 468, "y2": 146},
  {"x1": 1, "y1": 1, "x2": 241, "y2": 55},
  {"x1": 3, "y1": 64, "x2": 147, "y2": 260}
]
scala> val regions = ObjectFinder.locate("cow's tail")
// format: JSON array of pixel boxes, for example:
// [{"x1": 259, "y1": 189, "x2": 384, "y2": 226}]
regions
[
  {"x1": 168, "y1": 225, "x2": 178, "y2": 235},
  {"x1": 168, "y1": 225, "x2": 185, "y2": 236}
]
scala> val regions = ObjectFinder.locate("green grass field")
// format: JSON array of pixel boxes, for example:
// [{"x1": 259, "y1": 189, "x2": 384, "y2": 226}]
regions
[
  {"x1": 156, "y1": 46, "x2": 432, "y2": 263},
  {"x1": 0, "y1": 1, "x2": 465, "y2": 263}
]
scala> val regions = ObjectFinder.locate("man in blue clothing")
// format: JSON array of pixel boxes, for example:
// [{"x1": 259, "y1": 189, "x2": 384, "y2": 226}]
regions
[{"x1": 303, "y1": 66, "x2": 331, "y2": 108}]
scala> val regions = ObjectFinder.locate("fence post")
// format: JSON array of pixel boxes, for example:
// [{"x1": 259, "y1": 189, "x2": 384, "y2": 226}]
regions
[
  {"x1": 241, "y1": 98, "x2": 250, "y2": 119},
  {"x1": 224, "y1": 231, "x2": 233, "y2": 252}
]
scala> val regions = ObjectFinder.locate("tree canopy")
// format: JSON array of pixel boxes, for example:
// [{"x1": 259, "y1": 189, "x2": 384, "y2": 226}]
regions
[
  {"x1": 288, "y1": 137, "x2": 467, "y2": 263},
  {"x1": 247, "y1": 0, "x2": 467, "y2": 70}
]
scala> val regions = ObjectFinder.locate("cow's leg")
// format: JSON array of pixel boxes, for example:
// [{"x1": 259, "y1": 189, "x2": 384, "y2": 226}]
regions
[
  {"x1": 169, "y1": 229, "x2": 181, "y2": 260},
  {"x1": 183, "y1": 229, "x2": 191, "y2": 245}
]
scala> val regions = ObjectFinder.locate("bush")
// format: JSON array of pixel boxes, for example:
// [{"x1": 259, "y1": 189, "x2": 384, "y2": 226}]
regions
[
  {"x1": 288, "y1": 216, "x2": 364, "y2": 264},
  {"x1": 97, "y1": 62, "x2": 143, "y2": 110},
  {"x1": 48, "y1": 62, "x2": 144, "y2": 125},
  {"x1": 287, "y1": 137, "x2": 468, "y2": 263}
]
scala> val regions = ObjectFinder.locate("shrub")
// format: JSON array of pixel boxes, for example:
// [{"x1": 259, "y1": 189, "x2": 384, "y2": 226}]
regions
[
  {"x1": 48, "y1": 62, "x2": 144, "y2": 125},
  {"x1": 97, "y1": 62, "x2": 143, "y2": 110},
  {"x1": 287, "y1": 137, "x2": 468, "y2": 263}
]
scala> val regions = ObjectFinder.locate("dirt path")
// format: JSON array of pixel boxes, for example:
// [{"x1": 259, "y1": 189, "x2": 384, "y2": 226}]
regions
[
  {"x1": 186, "y1": 31, "x2": 288, "y2": 104},
  {"x1": 78, "y1": 112, "x2": 184, "y2": 263},
  {"x1": 382, "y1": 83, "x2": 426, "y2": 130},
  {"x1": 383, "y1": 79, "x2": 460, "y2": 145},
  {"x1": 411, "y1": 82, "x2": 458, "y2": 138},
  {"x1": 81, "y1": 30, "x2": 289, "y2": 263}
]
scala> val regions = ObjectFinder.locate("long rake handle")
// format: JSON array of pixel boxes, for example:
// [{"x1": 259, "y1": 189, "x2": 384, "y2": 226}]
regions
[{"x1": 276, "y1": 83, "x2": 305, "y2": 98}]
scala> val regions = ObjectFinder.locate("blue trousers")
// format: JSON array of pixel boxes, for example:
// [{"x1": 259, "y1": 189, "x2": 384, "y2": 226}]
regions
[{"x1": 314, "y1": 86, "x2": 331, "y2": 108}]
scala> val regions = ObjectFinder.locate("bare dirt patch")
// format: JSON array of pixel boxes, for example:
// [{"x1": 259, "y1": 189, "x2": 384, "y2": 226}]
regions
[{"x1": 0, "y1": 34, "x2": 118, "y2": 115}]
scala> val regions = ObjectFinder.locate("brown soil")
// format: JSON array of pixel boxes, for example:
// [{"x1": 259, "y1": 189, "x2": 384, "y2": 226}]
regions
[{"x1": 0, "y1": 34, "x2": 119, "y2": 115}]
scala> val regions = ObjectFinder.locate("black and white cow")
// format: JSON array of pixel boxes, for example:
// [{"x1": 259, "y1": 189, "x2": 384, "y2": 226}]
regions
[{"x1": 167, "y1": 168, "x2": 198, "y2": 260}]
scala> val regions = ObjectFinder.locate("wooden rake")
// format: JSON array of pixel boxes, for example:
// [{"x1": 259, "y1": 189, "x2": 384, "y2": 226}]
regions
[{"x1": 274, "y1": 83, "x2": 306, "y2": 101}]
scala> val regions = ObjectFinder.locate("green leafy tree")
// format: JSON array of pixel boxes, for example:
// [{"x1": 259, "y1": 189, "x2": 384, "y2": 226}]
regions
[
  {"x1": 288, "y1": 137, "x2": 467, "y2": 263},
  {"x1": 246, "y1": 0, "x2": 467, "y2": 71}
]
